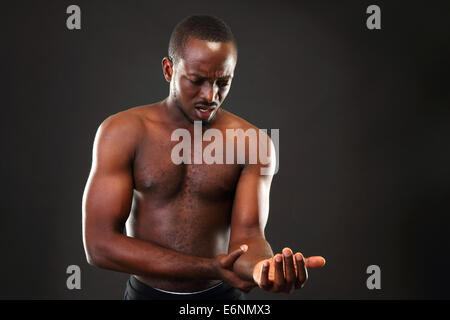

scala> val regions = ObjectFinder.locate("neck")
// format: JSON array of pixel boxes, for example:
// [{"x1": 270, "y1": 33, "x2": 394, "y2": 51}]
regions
[{"x1": 163, "y1": 96, "x2": 194, "y2": 127}]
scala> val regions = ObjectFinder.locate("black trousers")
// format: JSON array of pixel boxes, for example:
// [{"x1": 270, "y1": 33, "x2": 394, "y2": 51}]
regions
[{"x1": 124, "y1": 276, "x2": 245, "y2": 300}]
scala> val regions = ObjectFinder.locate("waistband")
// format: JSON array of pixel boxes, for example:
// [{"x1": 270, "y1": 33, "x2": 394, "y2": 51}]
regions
[
  {"x1": 152, "y1": 280, "x2": 224, "y2": 295},
  {"x1": 127, "y1": 276, "x2": 240, "y2": 300}
]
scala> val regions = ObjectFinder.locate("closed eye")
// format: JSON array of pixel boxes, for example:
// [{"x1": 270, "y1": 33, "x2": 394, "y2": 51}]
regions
[
  {"x1": 217, "y1": 81, "x2": 230, "y2": 87},
  {"x1": 189, "y1": 79, "x2": 204, "y2": 86}
]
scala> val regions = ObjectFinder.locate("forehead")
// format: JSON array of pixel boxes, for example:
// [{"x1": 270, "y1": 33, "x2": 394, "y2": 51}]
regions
[{"x1": 179, "y1": 38, "x2": 237, "y2": 77}]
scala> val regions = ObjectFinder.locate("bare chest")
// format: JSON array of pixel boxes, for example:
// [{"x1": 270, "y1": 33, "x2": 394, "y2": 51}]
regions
[{"x1": 132, "y1": 133, "x2": 242, "y2": 202}]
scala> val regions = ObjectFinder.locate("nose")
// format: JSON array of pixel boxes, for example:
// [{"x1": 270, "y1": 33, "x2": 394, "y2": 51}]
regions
[{"x1": 200, "y1": 82, "x2": 219, "y2": 104}]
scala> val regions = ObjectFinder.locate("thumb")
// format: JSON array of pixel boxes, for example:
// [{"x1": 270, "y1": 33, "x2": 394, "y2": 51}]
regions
[
  {"x1": 305, "y1": 256, "x2": 326, "y2": 268},
  {"x1": 222, "y1": 245, "x2": 248, "y2": 268}
]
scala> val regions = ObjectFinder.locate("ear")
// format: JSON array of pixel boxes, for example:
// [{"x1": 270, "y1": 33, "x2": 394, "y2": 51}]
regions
[{"x1": 162, "y1": 57, "x2": 174, "y2": 83}]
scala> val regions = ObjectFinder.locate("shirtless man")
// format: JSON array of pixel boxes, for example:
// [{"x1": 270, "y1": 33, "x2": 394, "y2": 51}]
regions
[{"x1": 82, "y1": 15, "x2": 325, "y2": 300}]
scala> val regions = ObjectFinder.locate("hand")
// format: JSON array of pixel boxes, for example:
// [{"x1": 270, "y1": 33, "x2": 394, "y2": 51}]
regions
[
  {"x1": 213, "y1": 244, "x2": 257, "y2": 293},
  {"x1": 252, "y1": 248, "x2": 325, "y2": 293}
]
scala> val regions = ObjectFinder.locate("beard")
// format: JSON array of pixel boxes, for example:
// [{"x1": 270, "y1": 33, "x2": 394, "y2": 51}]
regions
[{"x1": 173, "y1": 90, "x2": 218, "y2": 126}]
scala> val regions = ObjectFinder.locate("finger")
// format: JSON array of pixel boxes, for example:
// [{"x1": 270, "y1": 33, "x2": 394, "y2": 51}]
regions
[
  {"x1": 222, "y1": 245, "x2": 248, "y2": 268},
  {"x1": 295, "y1": 253, "x2": 308, "y2": 289},
  {"x1": 282, "y1": 248, "x2": 296, "y2": 293},
  {"x1": 305, "y1": 256, "x2": 326, "y2": 268},
  {"x1": 223, "y1": 270, "x2": 256, "y2": 293},
  {"x1": 274, "y1": 254, "x2": 286, "y2": 291},
  {"x1": 259, "y1": 260, "x2": 272, "y2": 290},
  {"x1": 239, "y1": 282, "x2": 257, "y2": 294},
  {"x1": 234, "y1": 278, "x2": 257, "y2": 293}
]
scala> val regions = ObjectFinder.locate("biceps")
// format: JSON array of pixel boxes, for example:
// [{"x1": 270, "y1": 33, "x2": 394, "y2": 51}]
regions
[
  {"x1": 83, "y1": 168, "x2": 134, "y2": 235},
  {"x1": 229, "y1": 171, "x2": 272, "y2": 244}
]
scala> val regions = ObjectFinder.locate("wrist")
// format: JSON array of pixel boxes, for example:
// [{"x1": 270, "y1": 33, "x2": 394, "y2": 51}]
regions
[{"x1": 206, "y1": 257, "x2": 222, "y2": 280}]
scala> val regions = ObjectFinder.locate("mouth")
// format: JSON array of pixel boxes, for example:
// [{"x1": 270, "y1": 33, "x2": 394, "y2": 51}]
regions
[
  {"x1": 194, "y1": 105, "x2": 216, "y2": 120},
  {"x1": 196, "y1": 106, "x2": 213, "y2": 112}
]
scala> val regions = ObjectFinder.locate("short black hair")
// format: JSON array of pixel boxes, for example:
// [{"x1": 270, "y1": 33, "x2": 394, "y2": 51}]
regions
[{"x1": 168, "y1": 15, "x2": 237, "y2": 63}]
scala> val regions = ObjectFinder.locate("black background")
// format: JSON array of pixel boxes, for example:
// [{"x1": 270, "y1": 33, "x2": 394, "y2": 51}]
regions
[{"x1": 2, "y1": 0, "x2": 450, "y2": 299}]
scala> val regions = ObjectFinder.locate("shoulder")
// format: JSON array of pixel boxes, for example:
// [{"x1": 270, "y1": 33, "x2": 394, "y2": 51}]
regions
[
  {"x1": 97, "y1": 105, "x2": 152, "y2": 137},
  {"x1": 219, "y1": 109, "x2": 273, "y2": 143},
  {"x1": 220, "y1": 109, "x2": 277, "y2": 175},
  {"x1": 94, "y1": 106, "x2": 149, "y2": 152},
  {"x1": 219, "y1": 109, "x2": 260, "y2": 132}
]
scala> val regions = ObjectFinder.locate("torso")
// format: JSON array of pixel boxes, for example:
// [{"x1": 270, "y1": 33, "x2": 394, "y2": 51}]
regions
[{"x1": 123, "y1": 103, "x2": 251, "y2": 292}]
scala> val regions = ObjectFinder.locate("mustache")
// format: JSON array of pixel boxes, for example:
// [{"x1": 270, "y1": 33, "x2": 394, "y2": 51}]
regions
[{"x1": 194, "y1": 101, "x2": 218, "y2": 108}]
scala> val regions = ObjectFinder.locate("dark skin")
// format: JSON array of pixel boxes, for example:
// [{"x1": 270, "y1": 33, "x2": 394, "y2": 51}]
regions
[{"x1": 82, "y1": 37, "x2": 325, "y2": 294}]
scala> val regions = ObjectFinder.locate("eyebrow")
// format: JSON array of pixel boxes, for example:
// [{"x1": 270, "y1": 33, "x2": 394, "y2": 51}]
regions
[
  {"x1": 187, "y1": 73, "x2": 206, "y2": 79},
  {"x1": 188, "y1": 73, "x2": 232, "y2": 81}
]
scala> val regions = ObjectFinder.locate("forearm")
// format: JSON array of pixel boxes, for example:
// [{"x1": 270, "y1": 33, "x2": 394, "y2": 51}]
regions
[
  {"x1": 86, "y1": 233, "x2": 216, "y2": 280},
  {"x1": 230, "y1": 236, "x2": 273, "y2": 281}
]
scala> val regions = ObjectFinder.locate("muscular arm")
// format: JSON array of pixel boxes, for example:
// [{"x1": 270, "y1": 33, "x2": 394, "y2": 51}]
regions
[
  {"x1": 228, "y1": 134, "x2": 276, "y2": 281},
  {"x1": 228, "y1": 132, "x2": 325, "y2": 293},
  {"x1": 82, "y1": 115, "x2": 222, "y2": 281}
]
